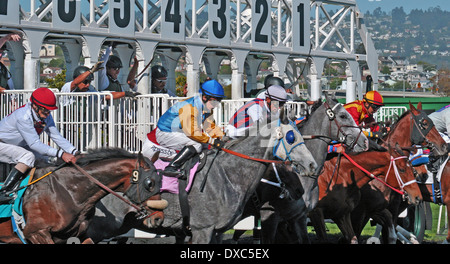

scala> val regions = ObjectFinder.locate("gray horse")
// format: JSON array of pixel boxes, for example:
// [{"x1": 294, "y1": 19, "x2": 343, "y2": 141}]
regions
[
  {"x1": 236, "y1": 93, "x2": 369, "y2": 243},
  {"x1": 87, "y1": 108, "x2": 317, "y2": 243}
]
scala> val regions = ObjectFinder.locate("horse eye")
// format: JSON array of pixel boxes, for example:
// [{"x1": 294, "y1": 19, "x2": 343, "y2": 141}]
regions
[
  {"x1": 339, "y1": 114, "x2": 347, "y2": 119},
  {"x1": 144, "y1": 177, "x2": 155, "y2": 192}
]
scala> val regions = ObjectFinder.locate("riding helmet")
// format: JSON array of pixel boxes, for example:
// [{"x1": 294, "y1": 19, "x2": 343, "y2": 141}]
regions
[
  {"x1": 151, "y1": 65, "x2": 168, "y2": 79},
  {"x1": 265, "y1": 76, "x2": 285, "y2": 88},
  {"x1": 73, "y1": 66, "x2": 94, "y2": 81},
  {"x1": 199, "y1": 80, "x2": 225, "y2": 99},
  {"x1": 31, "y1": 87, "x2": 58, "y2": 110},
  {"x1": 364, "y1": 90, "x2": 384, "y2": 106},
  {"x1": 106, "y1": 55, "x2": 123, "y2": 69},
  {"x1": 265, "y1": 85, "x2": 287, "y2": 102}
]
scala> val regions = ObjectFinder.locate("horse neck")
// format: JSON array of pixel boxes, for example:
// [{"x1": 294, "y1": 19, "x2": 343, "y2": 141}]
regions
[
  {"x1": 300, "y1": 108, "x2": 332, "y2": 171},
  {"x1": 75, "y1": 159, "x2": 134, "y2": 202},
  {"x1": 384, "y1": 113, "x2": 413, "y2": 150}
]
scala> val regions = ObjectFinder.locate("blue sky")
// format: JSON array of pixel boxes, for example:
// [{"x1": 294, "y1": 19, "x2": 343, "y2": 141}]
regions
[{"x1": 355, "y1": 0, "x2": 449, "y2": 13}]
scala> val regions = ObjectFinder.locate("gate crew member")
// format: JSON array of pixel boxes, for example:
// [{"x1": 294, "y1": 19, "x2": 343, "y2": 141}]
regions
[
  {"x1": 225, "y1": 85, "x2": 288, "y2": 138},
  {"x1": 344, "y1": 90, "x2": 385, "y2": 139},
  {"x1": 98, "y1": 45, "x2": 139, "y2": 94},
  {"x1": 155, "y1": 79, "x2": 225, "y2": 175},
  {"x1": 0, "y1": 33, "x2": 21, "y2": 93},
  {"x1": 151, "y1": 65, "x2": 176, "y2": 97},
  {"x1": 0, "y1": 88, "x2": 78, "y2": 203}
]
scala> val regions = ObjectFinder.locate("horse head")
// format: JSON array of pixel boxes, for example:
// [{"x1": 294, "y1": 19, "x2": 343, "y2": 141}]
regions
[
  {"x1": 409, "y1": 102, "x2": 447, "y2": 157},
  {"x1": 323, "y1": 93, "x2": 368, "y2": 153},
  {"x1": 122, "y1": 153, "x2": 166, "y2": 228},
  {"x1": 270, "y1": 108, "x2": 318, "y2": 177}
]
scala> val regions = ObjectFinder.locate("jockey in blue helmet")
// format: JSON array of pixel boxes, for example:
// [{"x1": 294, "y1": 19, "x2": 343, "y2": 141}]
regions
[{"x1": 156, "y1": 79, "x2": 226, "y2": 176}]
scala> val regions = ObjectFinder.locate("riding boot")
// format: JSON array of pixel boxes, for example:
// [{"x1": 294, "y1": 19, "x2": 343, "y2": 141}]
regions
[
  {"x1": 164, "y1": 146, "x2": 197, "y2": 177},
  {"x1": 0, "y1": 168, "x2": 25, "y2": 204}
]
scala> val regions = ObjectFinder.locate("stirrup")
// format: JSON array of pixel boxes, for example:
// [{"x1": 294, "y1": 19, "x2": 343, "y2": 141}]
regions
[{"x1": 0, "y1": 193, "x2": 14, "y2": 204}]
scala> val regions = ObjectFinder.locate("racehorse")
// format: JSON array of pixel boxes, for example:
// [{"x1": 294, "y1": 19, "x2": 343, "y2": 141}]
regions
[
  {"x1": 310, "y1": 102, "x2": 446, "y2": 243},
  {"x1": 0, "y1": 148, "x2": 165, "y2": 244},
  {"x1": 350, "y1": 103, "x2": 448, "y2": 244},
  {"x1": 87, "y1": 108, "x2": 318, "y2": 243},
  {"x1": 310, "y1": 147, "x2": 421, "y2": 243},
  {"x1": 234, "y1": 93, "x2": 370, "y2": 244},
  {"x1": 405, "y1": 161, "x2": 450, "y2": 243}
]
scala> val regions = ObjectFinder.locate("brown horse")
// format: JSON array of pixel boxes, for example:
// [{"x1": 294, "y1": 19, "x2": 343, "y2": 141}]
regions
[
  {"x1": 309, "y1": 103, "x2": 446, "y2": 243},
  {"x1": 349, "y1": 103, "x2": 448, "y2": 243},
  {"x1": 309, "y1": 148, "x2": 421, "y2": 243},
  {"x1": 0, "y1": 149, "x2": 166, "y2": 244},
  {"x1": 411, "y1": 160, "x2": 450, "y2": 243}
]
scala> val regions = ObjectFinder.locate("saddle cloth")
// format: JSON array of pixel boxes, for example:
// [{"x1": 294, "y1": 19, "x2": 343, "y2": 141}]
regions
[
  {"x1": 0, "y1": 175, "x2": 30, "y2": 219},
  {"x1": 154, "y1": 159, "x2": 199, "y2": 194}
]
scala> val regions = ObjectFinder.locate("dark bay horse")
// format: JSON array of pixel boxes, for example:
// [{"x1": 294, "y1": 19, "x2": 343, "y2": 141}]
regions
[
  {"x1": 87, "y1": 109, "x2": 318, "y2": 243},
  {"x1": 349, "y1": 103, "x2": 448, "y2": 243},
  {"x1": 310, "y1": 148, "x2": 422, "y2": 243},
  {"x1": 234, "y1": 94, "x2": 369, "y2": 244},
  {"x1": 309, "y1": 102, "x2": 446, "y2": 243},
  {"x1": 408, "y1": 160, "x2": 450, "y2": 243},
  {"x1": 0, "y1": 149, "x2": 165, "y2": 244}
]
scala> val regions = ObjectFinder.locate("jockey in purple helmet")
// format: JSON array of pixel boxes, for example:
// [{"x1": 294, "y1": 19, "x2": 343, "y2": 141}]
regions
[
  {"x1": 225, "y1": 85, "x2": 287, "y2": 138},
  {"x1": 156, "y1": 79, "x2": 226, "y2": 175}
]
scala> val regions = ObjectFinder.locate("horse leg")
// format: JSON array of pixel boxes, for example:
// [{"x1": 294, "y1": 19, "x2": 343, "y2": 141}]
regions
[
  {"x1": 191, "y1": 226, "x2": 215, "y2": 244},
  {"x1": 260, "y1": 206, "x2": 279, "y2": 244},
  {"x1": 308, "y1": 208, "x2": 329, "y2": 243},
  {"x1": 334, "y1": 214, "x2": 358, "y2": 244}
]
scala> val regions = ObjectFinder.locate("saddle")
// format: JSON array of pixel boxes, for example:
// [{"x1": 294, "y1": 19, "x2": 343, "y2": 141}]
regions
[{"x1": 148, "y1": 129, "x2": 209, "y2": 233}]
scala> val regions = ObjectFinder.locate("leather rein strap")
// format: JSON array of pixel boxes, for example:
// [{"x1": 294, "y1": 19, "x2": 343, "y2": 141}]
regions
[
  {"x1": 71, "y1": 161, "x2": 153, "y2": 218},
  {"x1": 221, "y1": 147, "x2": 291, "y2": 165}
]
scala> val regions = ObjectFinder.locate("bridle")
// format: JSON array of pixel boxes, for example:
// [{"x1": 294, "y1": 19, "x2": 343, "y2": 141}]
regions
[
  {"x1": 323, "y1": 101, "x2": 364, "y2": 150},
  {"x1": 410, "y1": 110, "x2": 434, "y2": 149}
]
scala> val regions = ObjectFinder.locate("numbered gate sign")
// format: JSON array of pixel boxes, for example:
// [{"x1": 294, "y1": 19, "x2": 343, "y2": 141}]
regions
[
  {"x1": 292, "y1": 0, "x2": 310, "y2": 53},
  {"x1": 208, "y1": 0, "x2": 230, "y2": 45},
  {"x1": 53, "y1": 0, "x2": 81, "y2": 31},
  {"x1": 161, "y1": 0, "x2": 186, "y2": 40},
  {"x1": 109, "y1": 0, "x2": 135, "y2": 37},
  {"x1": 251, "y1": 0, "x2": 271, "y2": 50},
  {"x1": 0, "y1": 0, "x2": 19, "y2": 25}
]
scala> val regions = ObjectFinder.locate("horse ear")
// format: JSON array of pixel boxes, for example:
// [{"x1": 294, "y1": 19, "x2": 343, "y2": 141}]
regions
[
  {"x1": 409, "y1": 101, "x2": 419, "y2": 114},
  {"x1": 151, "y1": 151, "x2": 160, "y2": 163},
  {"x1": 417, "y1": 101, "x2": 422, "y2": 110},
  {"x1": 280, "y1": 107, "x2": 289, "y2": 124}
]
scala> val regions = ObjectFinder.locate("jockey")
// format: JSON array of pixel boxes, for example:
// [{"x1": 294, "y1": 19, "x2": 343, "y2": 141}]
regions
[
  {"x1": 344, "y1": 90, "x2": 385, "y2": 139},
  {"x1": 429, "y1": 104, "x2": 450, "y2": 143},
  {"x1": 0, "y1": 88, "x2": 78, "y2": 203},
  {"x1": 156, "y1": 79, "x2": 225, "y2": 175},
  {"x1": 225, "y1": 85, "x2": 288, "y2": 138}
]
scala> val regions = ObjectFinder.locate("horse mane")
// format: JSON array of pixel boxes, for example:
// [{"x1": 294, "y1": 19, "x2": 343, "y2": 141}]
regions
[
  {"x1": 389, "y1": 110, "x2": 411, "y2": 132},
  {"x1": 76, "y1": 148, "x2": 137, "y2": 166},
  {"x1": 297, "y1": 99, "x2": 323, "y2": 130}
]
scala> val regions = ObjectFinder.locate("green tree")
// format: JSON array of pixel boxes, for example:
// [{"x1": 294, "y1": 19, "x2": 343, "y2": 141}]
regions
[{"x1": 46, "y1": 69, "x2": 66, "y2": 90}]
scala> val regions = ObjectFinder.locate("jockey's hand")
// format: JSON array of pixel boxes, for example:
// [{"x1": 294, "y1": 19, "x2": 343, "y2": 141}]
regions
[
  {"x1": 90, "y1": 61, "x2": 104, "y2": 73},
  {"x1": 372, "y1": 131, "x2": 385, "y2": 138},
  {"x1": 211, "y1": 138, "x2": 225, "y2": 149},
  {"x1": 62, "y1": 152, "x2": 77, "y2": 164}
]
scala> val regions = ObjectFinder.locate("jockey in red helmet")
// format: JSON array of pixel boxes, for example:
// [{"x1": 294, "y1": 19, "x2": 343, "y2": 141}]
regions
[
  {"x1": 344, "y1": 90, "x2": 385, "y2": 138},
  {"x1": 0, "y1": 88, "x2": 78, "y2": 203}
]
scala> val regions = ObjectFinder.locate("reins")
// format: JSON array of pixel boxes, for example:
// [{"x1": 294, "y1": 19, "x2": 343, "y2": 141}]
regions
[
  {"x1": 221, "y1": 147, "x2": 291, "y2": 165},
  {"x1": 341, "y1": 152, "x2": 406, "y2": 195},
  {"x1": 70, "y1": 161, "x2": 156, "y2": 219}
]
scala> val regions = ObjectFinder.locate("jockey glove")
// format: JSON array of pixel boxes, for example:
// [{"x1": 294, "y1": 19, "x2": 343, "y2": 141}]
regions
[{"x1": 212, "y1": 138, "x2": 225, "y2": 149}]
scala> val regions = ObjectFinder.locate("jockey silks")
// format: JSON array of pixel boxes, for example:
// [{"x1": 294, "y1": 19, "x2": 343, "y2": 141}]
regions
[{"x1": 157, "y1": 95, "x2": 223, "y2": 144}]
